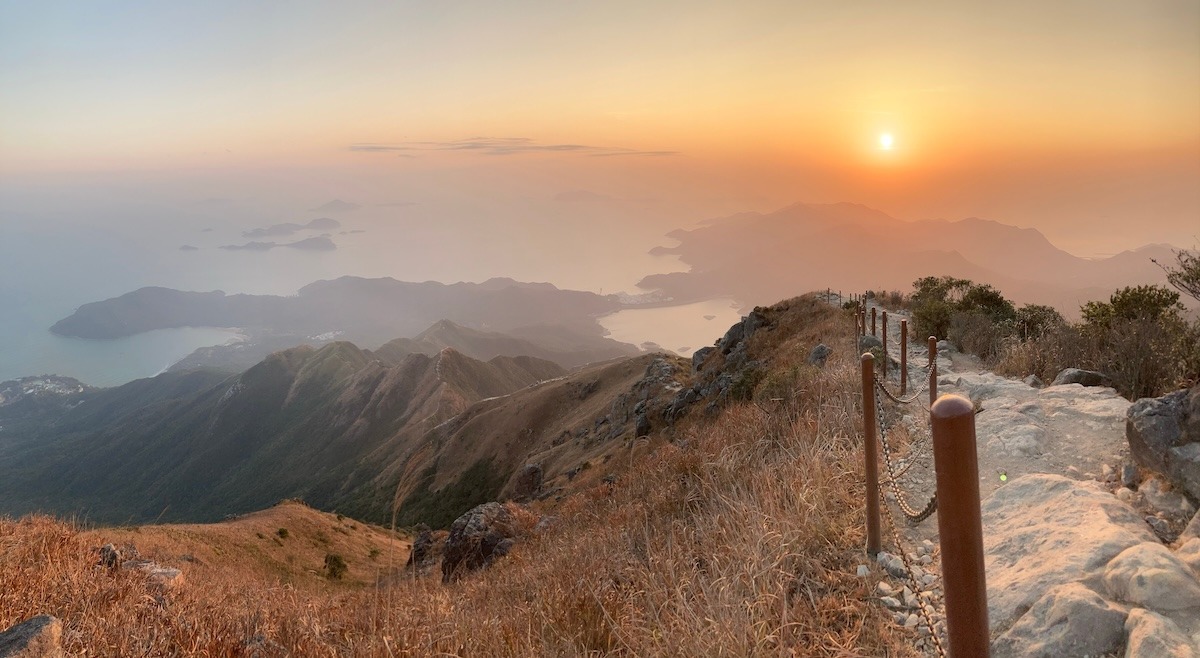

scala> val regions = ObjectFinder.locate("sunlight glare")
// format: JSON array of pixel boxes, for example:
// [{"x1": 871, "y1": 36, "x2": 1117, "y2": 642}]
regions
[{"x1": 879, "y1": 133, "x2": 894, "y2": 150}]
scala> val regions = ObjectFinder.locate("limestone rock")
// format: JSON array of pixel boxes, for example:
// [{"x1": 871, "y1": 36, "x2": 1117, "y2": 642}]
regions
[
  {"x1": 1140, "y1": 477, "x2": 1195, "y2": 518},
  {"x1": 442, "y1": 502, "x2": 520, "y2": 582},
  {"x1": 982, "y1": 474, "x2": 1155, "y2": 633},
  {"x1": 1022, "y1": 374, "x2": 1044, "y2": 389},
  {"x1": 1127, "y1": 387, "x2": 1190, "y2": 476},
  {"x1": 858, "y1": 335, "x2": 882, "y2": 352},
  {"x1": 691, "y1": 346, "x2": 714, "y2": 372},
  {"x1": 991, "y1": 582, "x2": 1125, "y2": 658},
  {"x1": 1123, "y1": 608, "x2": 1197, "y2": 658},
  {"x1": 1051, "y1": 367, "x2": 1109, "y2": 387},
  {"x1": 1175, "y1": 537, "x2": 1200, "y2": 575},
  {"x1": 0, "y1": 615, "x2": 62, "y2": 658},
  {"x1": 807, "y1": 343, "x2": 833, "y2": 367},
  {"x1": 1103, "y1": 542, "x2": 1200, "y2": 611}
]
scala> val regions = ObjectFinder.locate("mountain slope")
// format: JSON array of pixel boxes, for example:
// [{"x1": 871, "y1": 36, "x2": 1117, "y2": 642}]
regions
[{"x1": 0, "y1": 343, "x2": 565, "y2": 524}]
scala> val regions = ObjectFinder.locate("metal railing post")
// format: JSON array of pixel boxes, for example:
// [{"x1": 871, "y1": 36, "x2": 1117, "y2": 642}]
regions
[
  {"x1": 928, "y1": 336, "x2": 938, "y2": 406},
  {"x1": 881, "y1": 311, "x2": 888, "y2": 376},
  {"x1": 860, "y1": 306, "x2": 866, "y2": 337},
  {"x1": 861, "y1": 353, "x2": 881, "y2": 556},
  {"x1": 931, "y1": 395, "x2": 990, "y2": 658},
  {"x1": 871, "y1": 307, "x2": 877, "y2": 337},
  {"x1": 900, "y1": 319, "x2": 908, "y2": 396}
]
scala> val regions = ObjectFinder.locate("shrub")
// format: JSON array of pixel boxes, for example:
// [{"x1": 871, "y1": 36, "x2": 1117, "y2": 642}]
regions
[
  {"x1": 323, "y1": 553, "x2": 347, "y2": 579},
  {"x1": 948, "y1": 311, "x2": 1009, "y2": 359},
  {"x1": 276, "y1": 528, "x2": 289, "y2": 539},
  {"x1": 1015, "y1": 304, "x2": 1065, "y2": 340},
  {"x1": 1155, "y1": 246, "x2": 1200, "y2": 303}
]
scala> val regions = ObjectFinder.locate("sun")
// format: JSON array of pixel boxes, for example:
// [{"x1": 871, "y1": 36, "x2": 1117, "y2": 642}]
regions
[{"x1": 879, "y1": 133, "x2": 894, "y2": 150}]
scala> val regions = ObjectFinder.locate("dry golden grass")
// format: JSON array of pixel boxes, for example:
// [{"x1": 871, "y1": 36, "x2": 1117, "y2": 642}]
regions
[{"x1": 0, "y1": 295, "x2": 918, "y2": 657}]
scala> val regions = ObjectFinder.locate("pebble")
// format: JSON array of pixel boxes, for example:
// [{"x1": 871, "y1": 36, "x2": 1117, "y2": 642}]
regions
[
  {"x1": 877, "y1": 581, "x2": 896, "y2": 597},
  {"x1": 1115, "y1": 487, "x2": 1136, "y2": 502},
  {"x1": 881, "y1": 596, "x2": 903, "y2": 609},
  {"x1": 921, "y1": 573, "x2": 937, "y2": 587},
  {"x1": 856, "y1": 564, "x2": 870, "y2": 577},
  {"x1": 904, "y1": 613, "x2": 920, "y2": 628},
  {"x1": 918, "y1": 554, "x2": 932, "y2": 565}
]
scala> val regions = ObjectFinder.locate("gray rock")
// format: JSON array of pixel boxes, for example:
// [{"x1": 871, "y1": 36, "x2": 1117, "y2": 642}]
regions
[
  {"x1": 1127, "y1": 388, "x2": 1190, "y2": 475},
  {"x1": 858, "y1": 334, "x2": 882, "y2": 352},
  {"x1": 442, "y1": 502, "x2": 519, "y2": 582},
  {"x1": 0, "y1": 615, "x2": 62, "y2": 658},
  {"x1": 982, "y1": 474, "x2": 1156, "y2": 633},
  {"x1": 1122, "y1": 462, "x2": 1141, "y2": 489},
  {"x1": 634, "y1": 412, "x2": 651, "y2": 437},
  {"x1": 691, "y1": 346, "x2": 714, "y2": 372},
  {"x1": 1140, "y1": 477, "x2": 1195, "y2": 518},
  {"x1": 1103, "y1": 542, "x2": 1200, "y2": 611},
  {"x1": 991, "y1": 583, "x2": 1126, "y2": 658},
  {"x1": 1051, "y1": 367, "x2": 1109, "y2": 387},
  {"x1": 1123, "y1": 608, "x2": 1197, "y2": 658},
  {"x1": 936, "y1": 339, "x2": 954, "y2": 353},
  {"x1": 1022, "y1": 374, "x2": 1045, "y2": 388},
  {"x1": 807, "y1": 343, "x2": 833, "y2": 367}
]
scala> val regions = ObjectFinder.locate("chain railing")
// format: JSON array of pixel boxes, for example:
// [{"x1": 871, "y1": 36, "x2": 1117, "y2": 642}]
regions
[{"x1": 854, "y1": 297, "x2": 988, "y2": 657}]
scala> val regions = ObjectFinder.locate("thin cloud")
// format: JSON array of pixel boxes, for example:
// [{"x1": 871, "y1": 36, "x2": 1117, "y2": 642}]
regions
[{"x1": 350, "y1": 137, "x2": 678, "y2": 158}]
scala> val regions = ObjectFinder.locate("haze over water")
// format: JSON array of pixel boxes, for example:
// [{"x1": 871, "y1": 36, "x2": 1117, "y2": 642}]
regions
[{"x1": 2, "y1": 2, "x2": 1197, "y2": 385}]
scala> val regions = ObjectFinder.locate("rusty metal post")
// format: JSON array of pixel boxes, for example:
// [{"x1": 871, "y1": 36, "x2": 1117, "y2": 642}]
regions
[
  {"x1": 861, "y1": 353, "x2": 882, "y2": 557},
  {"x1": 929, "y1": 336, "x2": 938, "y2": 406},
  {"x1": 931, "y1": 395, "x2": 990, "y2": 658},
  {"x1": 860, "y1": 306, "x2": 866, "y2": 337},
  {"x1": 881, "y1": 311, "x2": 888, "y2": 376},
  {"x1": 900, "y1": 319, "x2": 908, "y2": 396},
  {"x1": 870, "y1": 307, "x2": 877, "y2": 337}
]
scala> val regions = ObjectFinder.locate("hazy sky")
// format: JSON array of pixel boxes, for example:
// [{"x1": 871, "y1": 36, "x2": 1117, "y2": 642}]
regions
[{"x1": 2, "y1": 1, "x2": 1198, "y2": 257}]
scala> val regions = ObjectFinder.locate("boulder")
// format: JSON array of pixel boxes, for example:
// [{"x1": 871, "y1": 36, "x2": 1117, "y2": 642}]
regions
[
  {"x1": 1103, "y1": 542, "x2": 1200, "y2": 611},
  {"x1": 1139, "y1": 477, "x2": 1195, "y2": 519},
  {"x1": 807, "y1": 343, "x2": 833, "y2": 367},
  {"x1": 508, "y1": 464, "x2": 543, "y2": 501},
  {"x1": 858, "y1": 335, "x2": 882, "y2": 352},
  {"x1": 442, "y1": 502, "x2": 520, "y2": 582},
  {"x1": 991, "y1": 582, "x2": 1125, "y2": 658},
  {"x1": 1127, "y1": 386, "x2": 1200, "y2": 500},
  {"x1": 1022, "y1": 374, "x2": 1044, "y2": 389},
  {"x1": 1123, "y1": 608, "x2": 1197, "y2": 658},
  {"x1": 0, "y1": 615, "x2": 62, "y2": 658},
  {"x1": 691, "y1": 347, "x2": 714, "y2": 372},
  {"x1": 981, "y1": 474, "x2": 1156, "y2": 633},
  {"x1": 1051, "y1": 367, "x2": 1109, "y2": 387}
]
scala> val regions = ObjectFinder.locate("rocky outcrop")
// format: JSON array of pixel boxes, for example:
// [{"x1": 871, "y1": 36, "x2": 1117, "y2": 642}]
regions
[
  {"x1": 97, "y1": 542, "x2": 184, "y2": 592},
  {"x1": 1127, "y1": 385, "x2": 1200, "y2": 501},
  {"x1": 0, "y1": 615, "x2": 62, "y2": 658},
  {"x1": 807, "y1": 343, "x2": 833, "y2": 367},
  {"x1": 1051, "y1": 367, "x2": 1110, "y2": 387},
  {"x1": 984, "y1": 474, "x2": 1200, "y2": 657},
  {"x1": 406, "y1": 524, "x2": 448, "y2": 574},
  {"x1": 442, "y1": 502, "x2": 520, "y2": 582}
]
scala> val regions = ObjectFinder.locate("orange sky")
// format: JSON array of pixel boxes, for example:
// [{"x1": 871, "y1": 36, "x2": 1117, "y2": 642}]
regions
[{"x1": 2, "y1": 2, "x2": 1197, "y2": 256}]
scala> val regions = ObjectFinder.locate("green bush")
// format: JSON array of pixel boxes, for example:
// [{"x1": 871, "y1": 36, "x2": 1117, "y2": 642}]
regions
[
  {"x1": 277, "y1": 528, "x2": 289, "y2": 539},
  {"x1": 324, "y1": 553, "x2": 347, "y2": 579}
]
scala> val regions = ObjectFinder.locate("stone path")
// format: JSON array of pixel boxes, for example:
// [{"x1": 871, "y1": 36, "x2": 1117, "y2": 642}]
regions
[{"x1": 854, "y1": 300, "x2": 1200, "y2": 657}]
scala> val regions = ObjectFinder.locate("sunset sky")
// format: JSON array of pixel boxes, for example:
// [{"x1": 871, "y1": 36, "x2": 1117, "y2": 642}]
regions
[{"x1": 2, "y1": 1, "x2": 1198, "y2": 257}]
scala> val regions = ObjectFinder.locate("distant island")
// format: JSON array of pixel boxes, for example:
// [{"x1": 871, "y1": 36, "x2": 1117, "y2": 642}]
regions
[
  {"x1": 220, "y1": 236, "x2": 336, "y2": 251},
  {"x1": 49, "y1": 277, "x2": 640, "y2": 372}
]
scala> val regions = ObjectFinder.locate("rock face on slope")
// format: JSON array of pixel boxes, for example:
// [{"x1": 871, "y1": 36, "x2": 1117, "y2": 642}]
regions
[
  {"x1": 0, "y1": 615, "x2": 62, "y2": 658},
  {"x1": 441, "y1": 502, "x2": 520, "y2": 582},
  {"x1": 1127, "y1": 385, "x2": 1200, "y2": 501}
]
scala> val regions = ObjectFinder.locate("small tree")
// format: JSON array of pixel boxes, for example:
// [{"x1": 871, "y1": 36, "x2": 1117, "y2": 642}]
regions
[
  {"x1": 1015, "y1": 304, "x2": 1065, "y2": 340},
  {"x1": 1154, "y1": 247, "x2": 1200, "y2": 303}
]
